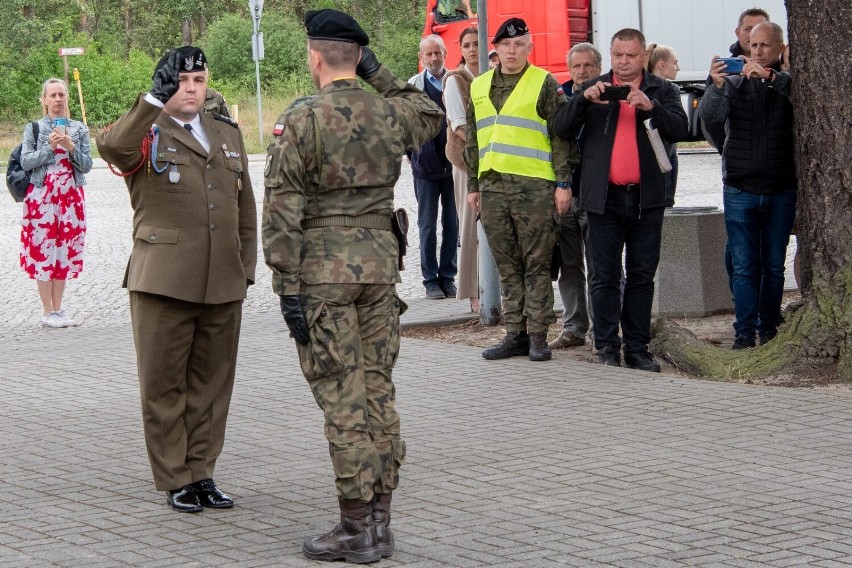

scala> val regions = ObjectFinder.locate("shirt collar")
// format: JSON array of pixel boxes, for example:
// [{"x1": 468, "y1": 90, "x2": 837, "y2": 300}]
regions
[{"x1": 426, "y1": 68, "x2": 446, "y2": 91}]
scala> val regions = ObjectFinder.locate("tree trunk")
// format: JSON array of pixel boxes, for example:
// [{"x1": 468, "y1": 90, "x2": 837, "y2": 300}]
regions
[
  {"x1": 653, "y1": 0, "x2": 852, "y2": 382},
  {"x1": 785, "y1": 0, "x2": 852, "y2": 379},
  {"x1": 182, "y1": 18, "x2": 192, "y2": 45}
]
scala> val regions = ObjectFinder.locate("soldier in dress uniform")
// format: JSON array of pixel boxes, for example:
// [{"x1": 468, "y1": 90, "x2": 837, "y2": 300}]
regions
[
  {"x1": 262, "y1": 9, "x2": 443, "y2": 564},
  {"x1": 96, "y1": 46, "x2": 257, "y2": 514}
]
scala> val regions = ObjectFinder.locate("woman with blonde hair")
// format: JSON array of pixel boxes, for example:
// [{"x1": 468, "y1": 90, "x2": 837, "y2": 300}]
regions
[
  {"x1": 646, "y1": 43, "x2": 680, "y2": 80},
  {"x1": 19, "y1": 78, "x2": 92, "y2": 327},
  {"x1": 646, "y1": 44, "x2": 680, "y2": 191},
  {"x1": 443, "y1": 26, "x2": 480, "y2": 312}
]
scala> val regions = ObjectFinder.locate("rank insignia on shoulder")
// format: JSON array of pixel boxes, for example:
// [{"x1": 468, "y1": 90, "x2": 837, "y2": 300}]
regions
[
  {"x1": 212, "y1": 113, "x2": 238, "y2": 128},
  {"x1": 272, "y1": 123, "x2": 285, "y2": 136}
]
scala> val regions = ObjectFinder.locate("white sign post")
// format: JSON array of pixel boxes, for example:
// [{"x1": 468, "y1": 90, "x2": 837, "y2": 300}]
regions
[
  {"x1": 58, "y1": 47, "x2": 86, "y2": 87},
  {"x1": 249, "y1": 0, "x2": 264, "y2": 145}
]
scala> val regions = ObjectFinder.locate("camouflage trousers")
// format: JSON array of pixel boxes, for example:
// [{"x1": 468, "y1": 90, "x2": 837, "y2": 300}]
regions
[
  {"x1": 479, "y1": 188, "x2": 557, "y2": 333},
  {"x1": 296, "y1": 282, "x2": 407, "y2": 502}
]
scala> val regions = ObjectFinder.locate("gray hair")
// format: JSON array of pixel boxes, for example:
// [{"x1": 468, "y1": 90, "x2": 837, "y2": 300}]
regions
[
  {"x1": 420, "y1": 34, "x2": 447, "y2": 52},
  {"x1": 752, "y1": 21, "x2": 785, "y2": 45},
  {"x1": 567, "y1": 42, "x2": 602, "y2": 68}
]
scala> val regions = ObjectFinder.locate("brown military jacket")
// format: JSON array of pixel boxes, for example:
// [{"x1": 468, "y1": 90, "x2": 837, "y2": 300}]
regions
[
  {"x1": 262, "y1": 66, "x2": 443, "y2": 296},
  {"x1": 96, "y1": 95, "x2": 257, "y2": 304}
]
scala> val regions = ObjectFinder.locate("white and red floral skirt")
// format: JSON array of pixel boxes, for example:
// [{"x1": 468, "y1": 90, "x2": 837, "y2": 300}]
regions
[{"x1": 20, "y1": 147, "x2": 86, "y2": 281}]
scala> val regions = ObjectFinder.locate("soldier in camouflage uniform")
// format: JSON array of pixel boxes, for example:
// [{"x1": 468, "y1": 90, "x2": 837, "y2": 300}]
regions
[
  {"x1": 261, "y1": 9, "x2": 443, "y2": 564},
  {"x1": 465, "y1": 18, "x2": 579, "y2": 362},
  {"x1": 203, "y1": 87, "x2": 230, "y2": 118}
]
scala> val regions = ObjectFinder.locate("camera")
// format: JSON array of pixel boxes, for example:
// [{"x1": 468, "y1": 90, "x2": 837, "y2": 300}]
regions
[
  {"x1": 599, "y1": 85, "x2": 631, "y2": 101},
  {"x1": 715, "y1": 57, "x2": 744, "y2": 74}
]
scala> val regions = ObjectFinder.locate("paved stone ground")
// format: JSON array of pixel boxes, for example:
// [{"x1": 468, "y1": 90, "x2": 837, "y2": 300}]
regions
[{"x1": 2, "y1": 154, "x2": 841, "y2": 568}]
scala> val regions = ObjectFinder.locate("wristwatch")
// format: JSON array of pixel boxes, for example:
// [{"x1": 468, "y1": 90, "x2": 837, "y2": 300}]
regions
[{"x1": 555, "y1": 181, "x2": 571, "y2": 190}]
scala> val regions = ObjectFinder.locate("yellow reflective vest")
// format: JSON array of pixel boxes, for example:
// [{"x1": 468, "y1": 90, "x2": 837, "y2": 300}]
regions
[{"x1": 470, "y1": 65, "x2": 556, "y2": 181}]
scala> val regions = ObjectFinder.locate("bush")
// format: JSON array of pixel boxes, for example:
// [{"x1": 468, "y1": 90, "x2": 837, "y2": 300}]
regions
[{"x1": 203, "y1": 12, "x2": 311, "y2": 94}]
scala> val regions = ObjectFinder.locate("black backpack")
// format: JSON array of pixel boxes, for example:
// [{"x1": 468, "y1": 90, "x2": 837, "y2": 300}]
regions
[{"x1": 6, "y1": 121, "x2": 40, "y2": 203}]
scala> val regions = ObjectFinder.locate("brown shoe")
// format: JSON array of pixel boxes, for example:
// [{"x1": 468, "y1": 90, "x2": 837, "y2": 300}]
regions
[
  {"x1": 302, "y1": 498, "x2": 381, "y2": 564},
  {"x1": 371, "y1": 492, "x2": 394, "y2": 558},
  {"x1": 548, "y1": 332, "x2": 586, "y2": 349}
]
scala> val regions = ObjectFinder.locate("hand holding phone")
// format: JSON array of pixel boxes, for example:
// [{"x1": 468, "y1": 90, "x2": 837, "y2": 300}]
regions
[{"x1": 714, "y1": 57, "x2": 744, "y2": 74}]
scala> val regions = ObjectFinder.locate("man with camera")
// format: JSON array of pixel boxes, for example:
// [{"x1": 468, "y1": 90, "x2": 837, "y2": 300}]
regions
[
  {"x1": 554, "y1": 28, "x2": 687, "y2": 371},
  {"x1": 698, "y1": 21, "x2": 794, "y2": 350}
]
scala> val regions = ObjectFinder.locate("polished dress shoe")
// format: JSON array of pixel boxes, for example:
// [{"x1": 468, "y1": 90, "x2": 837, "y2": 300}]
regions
[
  {"x1": 167, "y1": 485, "x2": 202, "y2": 513},
  {"x1": 189, "y1": 478, "x2": 234, "y2": 509}
]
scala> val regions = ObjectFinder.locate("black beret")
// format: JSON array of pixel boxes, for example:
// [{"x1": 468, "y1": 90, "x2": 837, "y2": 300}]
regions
[
  {"x1": 154, "y1": 46, "x2": 208, "y2": 77},
  {"x1": 493, "y1": 18, "x2": 529, "y2": 44},
  {"x1": 304, "y1": 9, "x2": 369, "y2": 46}
]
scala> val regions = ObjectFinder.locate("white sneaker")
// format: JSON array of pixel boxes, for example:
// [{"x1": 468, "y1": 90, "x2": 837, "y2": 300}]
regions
[
  {"x1": 41, "y1": 310, "x2": 78, "y2": 328},
  {"x1": 42, "y1": 312, "x2": 64, "y2": 328},
  {"x1": 53, "y1": 310, "x2": 78, "y2": 327}
]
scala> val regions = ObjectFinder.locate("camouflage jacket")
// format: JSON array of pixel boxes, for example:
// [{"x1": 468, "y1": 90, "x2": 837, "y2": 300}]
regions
[
  {"x1": 204, "y1": 88, "x2": 230, "y2": 118},
  {"x1": 262, "y1": 66, "x2": 444, "y2": 295},
  {"x1": 463, "y1": 63, "x2": 578, "y2": 194}
]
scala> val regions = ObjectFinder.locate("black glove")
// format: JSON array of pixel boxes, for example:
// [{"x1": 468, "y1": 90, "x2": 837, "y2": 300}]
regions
[
  {"x1": 356, "y1": 46, "x2": 381, "y2": 80},
  {"x1": 150, "y1": 52, "x2": 182, "y2": 104},
  {"x1": 279, "y1": 295, "x2": 309, "y2": 345}
]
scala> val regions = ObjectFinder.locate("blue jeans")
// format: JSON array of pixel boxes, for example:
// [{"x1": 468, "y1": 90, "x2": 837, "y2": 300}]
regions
[
  {"x1": 414, "y1": 175, "x2": 458, "y2": 286},
  {"x1": 587, "y1": 187, "x2": 664, "y2": 354},
  {"x1": 723, "y1": 185, "x2": 796, "y2": 339}
]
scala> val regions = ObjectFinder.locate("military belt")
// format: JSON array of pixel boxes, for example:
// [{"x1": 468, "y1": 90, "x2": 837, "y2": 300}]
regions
[{"x1": 301, "y1": 214, "x2": 392, "y2": 231}]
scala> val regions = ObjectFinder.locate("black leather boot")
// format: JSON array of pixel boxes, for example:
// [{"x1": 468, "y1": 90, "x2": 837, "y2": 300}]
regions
[
  {"x1": 302, "y1": 498, "x2": 381, "y2": 564},
  {"x1": 528, "y1": 333, "x2": 552, "y2": 361},
  {"x1": 371, "y1": 492, "x2": 394, "y2": 558},
  {"x1": 482, "y1": 331, "x2": 530, "y2": 360}
]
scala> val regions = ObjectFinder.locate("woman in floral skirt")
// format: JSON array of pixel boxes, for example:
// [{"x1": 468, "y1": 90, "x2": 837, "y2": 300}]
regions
[{"x1": 19, "y1": 78, "x2": 92, "y2": 328}]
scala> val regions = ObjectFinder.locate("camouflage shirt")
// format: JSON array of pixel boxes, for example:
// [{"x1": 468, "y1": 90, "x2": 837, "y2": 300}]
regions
[
  {"x1": 262, "y1": 66, "x2": 444, "y2": 296},
  {"x1": 464, "y1": 63, "x2": 578, "y2": 193}
]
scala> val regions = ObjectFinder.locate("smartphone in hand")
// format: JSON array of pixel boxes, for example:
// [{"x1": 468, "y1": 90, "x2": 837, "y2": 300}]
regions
[
  {"x1": 599, "y1": 85, "x2": 630, "y2": 101},
  {"x1": 715, "y1": 57, "x2": 744, "y2": 74},
  {"x1": 54, "y1": 117, "x2": 67, "y2": 135}
]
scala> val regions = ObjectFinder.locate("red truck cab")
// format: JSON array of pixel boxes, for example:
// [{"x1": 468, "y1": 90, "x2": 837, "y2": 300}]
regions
[{"x1": 422, "y1": 0, "x2": 592, "y2": 83}]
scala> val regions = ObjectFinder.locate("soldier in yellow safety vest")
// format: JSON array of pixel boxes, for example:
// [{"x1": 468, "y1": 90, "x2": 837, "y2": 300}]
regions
[{"x1": 464, "y1": 17, "x2": 579, "y2": 362}]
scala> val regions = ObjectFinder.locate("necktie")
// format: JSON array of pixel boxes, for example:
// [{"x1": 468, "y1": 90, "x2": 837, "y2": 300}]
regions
[{"x1": 184, "y1": 124, "x2": 193, "y2": 133}]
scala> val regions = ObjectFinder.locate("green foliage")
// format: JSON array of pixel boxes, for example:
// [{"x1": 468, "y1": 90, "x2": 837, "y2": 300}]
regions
[
  {"x1": 76, "y1": 49, "x2": 155, "y2": 127},
  {"x1": 0, "y1": 1, "x2": 430, "y2": 126},
  {"x1": 203, "y1": 12, "x2": 312, "y2": 94}
]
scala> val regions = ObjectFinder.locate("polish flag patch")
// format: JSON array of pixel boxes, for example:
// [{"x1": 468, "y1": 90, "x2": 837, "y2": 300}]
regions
[
  {"x1": 272, "y1": 123, "x2": 285, "y2": 136},
  {"x1": 556, "y1": 86, "x2": 565, "y2": 96}
]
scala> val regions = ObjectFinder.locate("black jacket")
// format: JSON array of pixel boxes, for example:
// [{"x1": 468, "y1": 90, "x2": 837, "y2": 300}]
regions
[
  {"x1": 698, "y1": 62, "x2": 795, "y2": 194},
  {"x1": 554, "y1": 71, "x2": 688, "y2": 214}
]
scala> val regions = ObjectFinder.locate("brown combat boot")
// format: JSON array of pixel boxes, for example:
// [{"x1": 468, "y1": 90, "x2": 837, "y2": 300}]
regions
[
  {"x1": 528, "y1": 333, "x2": 552, "y2": 361},
  {"x1": 482, "y1": 331, "x2": 530, "y2": 360},
  {"x1": 371, "y1": 492, "x2": 394, "y2": 558},
  {"x1": 302, "y1": 498, "x2": 381, "y2": 564}
]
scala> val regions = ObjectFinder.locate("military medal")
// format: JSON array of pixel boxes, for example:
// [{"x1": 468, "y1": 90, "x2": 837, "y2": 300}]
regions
[{"x1": 169, "y1": 164, "x2": 180, "y2": 184}]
